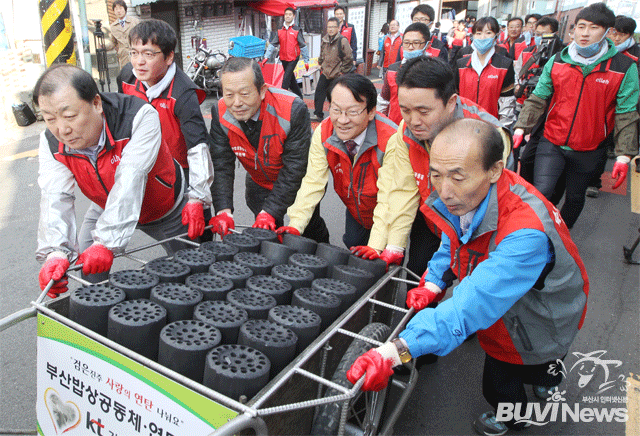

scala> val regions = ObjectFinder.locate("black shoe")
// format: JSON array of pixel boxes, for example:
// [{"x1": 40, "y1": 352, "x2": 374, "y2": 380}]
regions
[
  {"x1": 312, "y1": 114, "x2": 324, "y2": 122},
  {"x1": 586, "y1": 187, "x2": 600, "y2": 198}
]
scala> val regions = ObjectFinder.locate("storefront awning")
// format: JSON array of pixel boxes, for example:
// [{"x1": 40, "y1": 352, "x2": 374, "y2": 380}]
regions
[{"x1": 248, "y1": 0, "x2": 338, "y2": 16}]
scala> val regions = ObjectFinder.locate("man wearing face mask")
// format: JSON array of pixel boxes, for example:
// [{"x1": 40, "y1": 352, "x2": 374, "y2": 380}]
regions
[
  {"x1": 610, "y1": 15, "x2": 640, "y2": 94},
  {"x1": 515, "y1": 2, "x2": 639, "y2": 230},
  {"x1": 377, "y1": 22, "x2": 432, "y2": 124},
  {"x1": 456, "y1": 17, "x2": 517, "y2": 129}
]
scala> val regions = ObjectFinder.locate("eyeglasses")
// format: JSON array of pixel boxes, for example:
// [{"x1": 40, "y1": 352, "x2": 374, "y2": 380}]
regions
[
  {"x1": 413, "y1": 17, "x2": 431, "y2": 24},
  {"x1": 403, "y1": 40, "x2": 426, "y2": 48},
  {"x1": 129, "y1": 50, "x2": 163, "y2": 60},
  {"x1": 329, "y1": 106, "x2": 367, "y2": 118}
]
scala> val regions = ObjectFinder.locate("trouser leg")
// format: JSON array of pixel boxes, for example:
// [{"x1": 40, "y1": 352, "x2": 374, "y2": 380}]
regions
[
  {"x1": 406, "y1": 213, "x2": 441, "y2": 278},
  {"x1": 314, "y1": 74, "x2": 331, "y2": 118},
  {"x1": 137, "y1": 196, "x2": 191, "y2": 256},
  {"x1": 78, "y1": 203, "x2": 109, "y2": 283},
  {"x1": 342, "y1": 209, "x2": 371, "y2": 249},
  {"x1": 533, "y1": 138, "x2": 566, "y2": 201},
  {"x1": 302, "y1": 205, "x2": 330, "y2": 243},
  {"x1": 281, "y1": 58, "x2": 303, "y2": 98}
]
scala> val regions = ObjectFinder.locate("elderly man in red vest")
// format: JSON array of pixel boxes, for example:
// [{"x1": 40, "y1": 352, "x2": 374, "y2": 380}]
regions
[
  {"x1": 277, "y1": 74, "x2": 397, "y2": 248},
  {"x1": 118, "y1": 19, "x2": 213, "y2": 241},
  {"x1": 35, "y1": 65, "x2": 191, "y2": 296},
  {"x1": 347, "y1": 118, "x2": 589, "y2": 436},
  {"x1": 209, "y1": 57, "x2": 329, "y2": 242}
]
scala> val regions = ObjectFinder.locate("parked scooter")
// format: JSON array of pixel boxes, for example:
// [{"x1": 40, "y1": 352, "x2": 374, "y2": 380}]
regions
[{"x1": 186, "y1": 42, "x2": 227, "y2": 97}]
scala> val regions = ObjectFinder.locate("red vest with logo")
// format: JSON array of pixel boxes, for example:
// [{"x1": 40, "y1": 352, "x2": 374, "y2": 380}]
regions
[
  {"x1": 278, "y1": 25, "x2": 303, "y2": 61},
  {"x1": 543, "y1": 52, "x2": 634, "y2": 151},
  {"x1": 120, "y1": 66, "x2": 206, "y2": 168},
  {"x1": 340, "y1": 24, "x2": 353, "y2": 43},
  {"x1": 420, "y1": 170, "x2": 589, "y2": 365},
  {"x1": 457, "y1": 53, "x2": 512, "y2": 118},
  {"x1": 498, "y1": 36, "x2": 528, "y2": 60},
  {"x1": 383, "y1": 34, "x2": 403, "y2": 68},
  {"x1": 385, "y1": 63, "x2": 402, "y2": 125},
  {"x1": 321, "y1": 114, "x2": 398, "y2": 228},
  {"x1": 218, "y1": 88, "x2": 296, "y2": 190},
  {"x1": 45, "y1": 94, "x2": 178, "y2": 224}
]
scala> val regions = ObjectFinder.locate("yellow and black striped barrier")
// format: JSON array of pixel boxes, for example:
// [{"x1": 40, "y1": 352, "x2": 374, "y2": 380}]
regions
[{"x1": 39, "y1": 0, "x2": 77, "y2": 66}]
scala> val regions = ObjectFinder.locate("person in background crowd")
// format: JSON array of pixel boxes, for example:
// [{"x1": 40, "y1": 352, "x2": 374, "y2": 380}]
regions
[
  {"x1": 346, "y1": 118, "x2": 589, "y2": 436},
  {"x1": 109, "y1": 0, "x2": 140, "y2": 69},
  {"x1": 334, "y1": 5, "x2": 358, "y2": 68},
  {"x1": 456, "y1": 17, "x2": 517, "y2": 129},
  {"x1": 118, "y1": 19, "x2": 213, "y2": 242},
  {"x1": 277, "y1": 75, "x2": 397, "y2": 248},
  {"x1": 498, "y1": 17, "x2": 527, "y2": 60},
  {"x1": 35, "y1": 65, "x2": 191, "y2": 293},
  {"x1": 377, "y1": 22, "x2": 432, "y2": 124},
  {"x1": 209, "y1": 57, "x2": 329, "y2": 242},
  {"x1": 514, "y1": 2, "x2": 639, "y2": 229},
  {"x1": 381, "y1": 19, "x2": 402, "y2": 76},
  {"x1": 314, "y1": 17, "x2": 354, "y2": 121},
  {"x1": 263, "y1": 7, "x2": 310, "y2": 99},
  {"x1": 411, "y1": 4, "x2": 449, "y2": 62},
  {"x1": 448, "y1": 20, "x2": 468, "y2": 63},
  {"x1": 376, "y1": 22, "x2": 390, "y2": 75},
  {"x1": 523, "y1": 13, "x2": 542, "y2": 46},
  {"x1": 498, "y1": 24, "x2": 508, "y2": 44}
]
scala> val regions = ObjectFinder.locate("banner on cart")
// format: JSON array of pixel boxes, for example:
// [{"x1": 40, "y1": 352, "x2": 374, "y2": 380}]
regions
[{"x1": 36, "y1": 313, "x2": 238, "y2": 436}]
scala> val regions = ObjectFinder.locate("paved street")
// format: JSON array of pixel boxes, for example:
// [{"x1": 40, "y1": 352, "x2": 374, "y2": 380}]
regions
[{"x1": 0, "y1": 77, "x2": 638, "y2": 435}]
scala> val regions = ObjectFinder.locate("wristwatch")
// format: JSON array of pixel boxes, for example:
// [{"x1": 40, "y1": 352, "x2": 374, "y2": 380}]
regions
[{"x1": 391, "y1": 338, "x2": 412, "y2": 364}]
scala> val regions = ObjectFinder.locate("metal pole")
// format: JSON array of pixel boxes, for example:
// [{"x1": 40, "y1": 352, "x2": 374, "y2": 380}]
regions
[
  {"x1": 74, "y1": 0, "x2": 92, "y2": 72},
  {"x1": 39, "y1": 0, "x2": 77, "y2": 66}
]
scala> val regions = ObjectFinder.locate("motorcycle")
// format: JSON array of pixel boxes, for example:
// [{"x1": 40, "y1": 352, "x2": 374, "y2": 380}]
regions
[{"x1": 186, "y1": 43, "x2": 227, "y2": 97}]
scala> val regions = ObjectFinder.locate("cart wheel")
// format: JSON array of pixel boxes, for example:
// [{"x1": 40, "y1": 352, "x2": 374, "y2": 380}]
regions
[{"x1": 310, "y1": 322, "x2": 391, "y2": 436}]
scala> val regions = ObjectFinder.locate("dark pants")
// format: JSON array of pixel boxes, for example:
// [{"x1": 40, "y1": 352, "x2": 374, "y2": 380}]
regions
[
  {"x1": 406, "y1": 213, "x2": 442, "y2": 278},
  {"x1": 245, "y1": 175, "x2": 329, "y2": 243},
  {"x1": 482, "y1": 353, "x2": 564, "y2": 430},
  {"x1": 587, "y1": 134, "x2": 613, "y2": 189},
  {"x1": 342, "y1": 209, "x2": 371, "y2": 249},
  {"x1": 533, "y1": 138, "x2": 608, "y2": 229},
  {"x1": 520, "y1": 137, "x2": 566, "y2": 205},
  {"x1": 281, "y1": 57, "x2": 303, "y2": 98},
  {"x1": 314, "y1": 74, "x2": 335, "y2": 119}
]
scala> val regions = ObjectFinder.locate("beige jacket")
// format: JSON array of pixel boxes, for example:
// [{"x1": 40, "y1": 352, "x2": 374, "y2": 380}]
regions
[{"x1": 110, "y1": 15, "x2": 140, "y2": 68}]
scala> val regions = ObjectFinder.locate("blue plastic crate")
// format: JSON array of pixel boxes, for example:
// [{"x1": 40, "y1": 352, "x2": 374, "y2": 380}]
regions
[{"x1": 229, "y1": 35, "x2": 266, "y2": 58}]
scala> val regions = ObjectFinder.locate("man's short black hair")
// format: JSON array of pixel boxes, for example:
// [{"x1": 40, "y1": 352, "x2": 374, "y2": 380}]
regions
[
  {"x1": 113, "y1": 0, "x2": 127, "y2": 12},
  {"x1": 219, "y1": 57, "x2": 265, "y2": 91},
  {"x1": 334, "y1": 5, "x2": 346, "y2": 14},
  {"x1": 575, "y1": 2, "x2": 615, "y2": 28},
  {"x1": 403, "y1": 22, "x2": 430, "y2": 42},
  {"x1": 536, "y1": 17, "x2": 559, "y2": 33},
  {"x1": 327, "y1": 17, "x2": 340, "y2": 27},
  {"x1": 525, "y1": 14, "x2": 542, "y2": 23},
  {"x1": 396, "y1": 56, "x2": 456, "y2": 105},
  {"x1": 507, "y1": 17, "x2": 524, "y2": 26},
  {"x1": 328, "y1": 74, "x2": 377, "y2": 113},
  {"x1": 473, "y1": 17, "x2": 500, "y2": 35},
  {"x1": 33, "y1": 64, "x2": 99, "y2": 107},
  {"x1": 129, "y1": 19, "x2": 177, "y2": 57},
  {"x1": 411, "y1": 4, "x2": 435, "y2": 22},
  {"x1": 615, "y1": 15, "x2": 637, "y2": 35},
  {"x1": 438, "y1": 119, "x2": 504, "y2": 171}
]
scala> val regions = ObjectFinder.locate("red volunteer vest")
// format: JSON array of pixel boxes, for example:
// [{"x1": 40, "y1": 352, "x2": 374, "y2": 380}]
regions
[
  {"x1": 278, "y1": 25, "x2": 302, "y2": 61},
  {"x1": 320, "y1": 114, "x2": 397, "y2": 228},
  {"x1": 218, "y1": 88, "x2": 296, "y2": 190},
  {"x1": 499, "y1": 36, "x2": 528, "y2": 60},
  {"x1": 457, "y1": 53, "x2": 512, "y2": 118},
  {"x1": 420, "y1": 170, "x2": 589, "y2": 364},
  {"x1": 340, "y1": 24, "x2": 353, "y2": 43},
  {"x1": 120, "y1": 74, "x2": 206, "y2": 168},
  {"x1": 383, "y1": 34, "x2": 403, "y2": 68},
  {"x1": 385, "y1": 65, "x2": 401, "y2": 125},
  {"x1": 543, "y1": 52, "x2": 634, "y2": 151}
]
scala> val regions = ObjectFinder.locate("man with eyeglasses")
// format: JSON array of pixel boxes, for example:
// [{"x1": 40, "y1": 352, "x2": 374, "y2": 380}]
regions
[
  {"x1": 313, "y1": 17, "x2": 353, "y2": 122},
  {"x1": 118, "y1": 19, "x2": 213, "y2": 242},
  {"x1": 377, "y1": 22, "x2": 432, "y2": 124},
  {"x1": 522, "y1": 14, "x2": 542, "y2": 47},
  {"x1": 35, "y1": 65, "x2": 192, "y2": 294},
  {"x1": 209, "y1": 57, "x2": 329, "y2": 242},
  {"x1": 410, "y1": 4, "x2": 448, "y2": 62},
  {"x1": 277, "y1": 74, "x2": 397, "y2": 248}
]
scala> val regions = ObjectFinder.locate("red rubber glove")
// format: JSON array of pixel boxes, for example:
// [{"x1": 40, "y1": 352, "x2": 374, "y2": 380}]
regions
[
  {"x1": 77, "y1": 244, "x2": 114, "y2": 276},
  {"x1": 305, "y1": 63, "x2": 309, "y2": 71},
  {"x1": 611, "y1": 161, "x2": 629, "y2": 189},
  {"x1": 39, "y1": 256, "x2": 70, "y2": 298},
  {"x1": 347, "y1": 348, "x2": 395, "y2": 391},
  {"x1": 349, "y1": 246, "x2": 380, "y2": 260},
  {"x1": 379, "y1": 249, "x2": 404, "y2": 267},
  {"x1": 275, "y1": 226, "x2": 300, "y2": 242},
  {"x1": 209, "y1": 212, "x2": 235, "y2": 238},
  {"x1": 512, "y1": 130, "x2": 524, "y2": 150},
  {"x1": 181, "y1": 200, "x2": 205, "y2": 240},
  {"x1": 253, "y1": 211, "x2": 276, "y2": 231}
]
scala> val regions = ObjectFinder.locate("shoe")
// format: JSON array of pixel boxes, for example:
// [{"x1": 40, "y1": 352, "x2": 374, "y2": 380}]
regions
[
  {"x1": 312, "y1": 114, "x2": 324, "y2": 122},
  {"x1": 473, "y1": 411, "x2": 509, "y2": 436},
  {"x1": 585, "y1": 187, "x2": 600, "y2": 198},
  {"x1": 533, "y1": 385, "x2": 555, "y2": 400}
]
